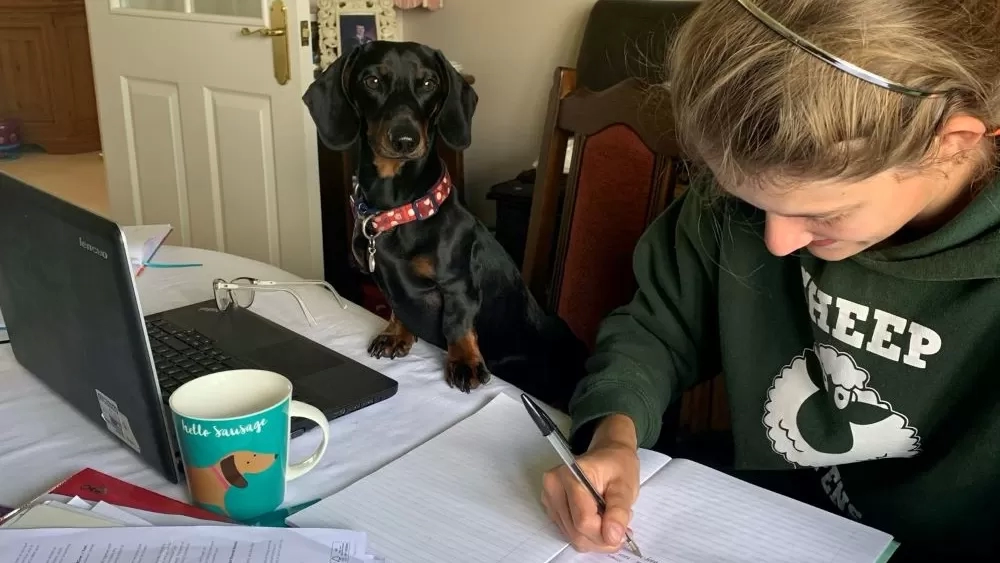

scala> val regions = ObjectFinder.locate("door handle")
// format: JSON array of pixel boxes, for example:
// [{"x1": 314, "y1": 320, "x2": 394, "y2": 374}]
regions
[
  {"x1": 238, "y1": 0, "x2": 290, "y2": 85},
  {"x1": 240, "y1": 27, "x2": 285, "y2": 37}
]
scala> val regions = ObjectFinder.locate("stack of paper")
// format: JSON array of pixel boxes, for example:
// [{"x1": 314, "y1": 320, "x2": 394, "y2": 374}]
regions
[
  {"x1": 0, "y1": 499, "x2": 388, "y2": 562},
  {"x1": 0, "y1": 467, "x2": 233, "y2": 528},
  {"x1": 0, "y1": 495, "x2": 233, "y2": 529},
  {"x1": 0, "y1": 468, "x2": 392, "y2": 562},
  {"x1": 0, "y1": 525, "x2": 383, "y2": 563}
]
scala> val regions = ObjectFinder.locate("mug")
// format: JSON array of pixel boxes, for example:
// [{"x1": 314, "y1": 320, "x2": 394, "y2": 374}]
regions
[{"x1": 168, "y1": 369, "x2": 329, "y2": 521}]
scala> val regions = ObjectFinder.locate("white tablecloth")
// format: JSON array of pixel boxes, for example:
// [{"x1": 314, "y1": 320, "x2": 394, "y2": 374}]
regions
[{"x1": 0, "y1": 246, "x2": 551, "y2": 510}]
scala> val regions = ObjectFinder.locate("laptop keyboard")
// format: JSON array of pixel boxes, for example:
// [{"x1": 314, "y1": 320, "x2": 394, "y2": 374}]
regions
[{"x1": 145, "y1": 318, "x2": 250, "y2": 400}]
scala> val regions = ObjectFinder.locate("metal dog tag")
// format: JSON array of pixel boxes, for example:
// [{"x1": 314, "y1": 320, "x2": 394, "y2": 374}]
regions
[{"x1": 367, "y1": 238, "x2": 377, "y2": 273}]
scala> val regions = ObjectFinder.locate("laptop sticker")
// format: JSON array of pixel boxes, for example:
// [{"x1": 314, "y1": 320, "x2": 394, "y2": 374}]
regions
[{"x1": 95, "y1": 389, "x2": 141, "y2": 454}]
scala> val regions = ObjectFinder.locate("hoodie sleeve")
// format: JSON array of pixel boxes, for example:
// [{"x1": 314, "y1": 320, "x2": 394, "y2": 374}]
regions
[{"x1": 567, "y1": 186, "x2": 723, "y2": 451}]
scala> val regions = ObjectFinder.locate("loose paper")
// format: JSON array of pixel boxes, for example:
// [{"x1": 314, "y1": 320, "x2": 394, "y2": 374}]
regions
[{"x1": 0, "y1": 525, "x2": 367, "y2": 563}]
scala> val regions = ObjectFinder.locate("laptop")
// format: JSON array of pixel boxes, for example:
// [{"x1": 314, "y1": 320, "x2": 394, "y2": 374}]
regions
[{"x1": 0, "y1": 172, "x2": 398, "y2": 484}]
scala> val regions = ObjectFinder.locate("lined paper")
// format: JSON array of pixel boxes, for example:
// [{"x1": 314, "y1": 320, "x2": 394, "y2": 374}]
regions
[
  {"x1": 287, "y1": 392, "x2": 671, "y2": 563},
  {"x1": 551, "y1": 459, "x2": 894, "y2": 563}
]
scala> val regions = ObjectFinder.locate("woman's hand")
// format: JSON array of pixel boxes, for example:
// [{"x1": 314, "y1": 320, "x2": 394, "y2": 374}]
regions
[{"x1": 540, "y1": 414, "x2": 641, "y2": 552}]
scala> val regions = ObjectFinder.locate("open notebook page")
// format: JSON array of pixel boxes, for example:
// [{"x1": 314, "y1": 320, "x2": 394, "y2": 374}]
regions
[
  {"x1": 287, "y1": 392, "x2": 671, "y2": 563},
  {"x1": 551, "y1": 459, "x2": 894, "y2": 563}
]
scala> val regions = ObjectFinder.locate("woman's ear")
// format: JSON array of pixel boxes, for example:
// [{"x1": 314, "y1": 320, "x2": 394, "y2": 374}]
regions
[
  {"x1": 302, "y1": 50, "x2": 361, "y2": 150},
  {"x1": 432, "y1": 49, "x2": 478, "y2": 151},
  {"x1": 938, "y1": 114, "x2": 989, "y2": 160}
]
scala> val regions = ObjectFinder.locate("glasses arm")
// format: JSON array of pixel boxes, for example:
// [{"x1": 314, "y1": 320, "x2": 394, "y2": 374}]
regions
[
  {"x1": 215, "y1": 282, "x2": 318, "y2": 326},
  {"x1": 266, "y1": 287, "x2": 318, "y2": 326},
  {"x1": 253, "y1": 279, "x2": 348, "y2": 310}
]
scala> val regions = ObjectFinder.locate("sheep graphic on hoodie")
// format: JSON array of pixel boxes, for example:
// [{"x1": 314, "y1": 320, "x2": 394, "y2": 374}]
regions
[
  {"x1": 761, "y1": 268, "x2": 924, "y2": 467},
  {"x1": 567, "y1": 182, "x2": 1000, "y2": 558},
  {"x1": 762, "y1": 341, "x2": 921, "y2": 466}
]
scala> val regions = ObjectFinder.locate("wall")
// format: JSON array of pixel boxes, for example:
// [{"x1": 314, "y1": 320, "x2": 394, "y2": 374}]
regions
[{"x1": 399, "y1": 0, "x2": 598, "y2": 224}]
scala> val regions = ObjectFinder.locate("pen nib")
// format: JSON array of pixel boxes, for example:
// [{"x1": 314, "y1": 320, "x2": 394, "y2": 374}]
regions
[{"x1": 625, "y1": 536, "x2": 642, "y2": 558}]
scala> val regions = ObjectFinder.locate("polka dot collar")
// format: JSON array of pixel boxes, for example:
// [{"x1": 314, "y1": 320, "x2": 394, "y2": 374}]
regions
[{"x1": 352, "y1": 166, "x2": 453, "y2": 236}]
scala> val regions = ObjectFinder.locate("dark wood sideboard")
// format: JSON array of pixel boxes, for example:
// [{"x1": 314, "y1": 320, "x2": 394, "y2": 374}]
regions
[{"x1": 0, "y1": 0, "x2": 101, "y2": 153}]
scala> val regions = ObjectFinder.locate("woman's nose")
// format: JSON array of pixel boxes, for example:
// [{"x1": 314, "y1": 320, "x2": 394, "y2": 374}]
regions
[{"x1": 764, "y1": 213, "x2": 813, "y2": 256}]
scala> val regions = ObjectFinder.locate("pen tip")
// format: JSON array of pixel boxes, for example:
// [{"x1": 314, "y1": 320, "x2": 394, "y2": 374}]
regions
[{"x1": 626, "y1": 535, "x2": 642, "y2": 558}]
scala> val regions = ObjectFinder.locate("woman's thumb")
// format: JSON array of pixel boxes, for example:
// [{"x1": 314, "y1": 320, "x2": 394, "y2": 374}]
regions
[{"x1": 600, "y1": 481, "x2": 634, "y2": 546}]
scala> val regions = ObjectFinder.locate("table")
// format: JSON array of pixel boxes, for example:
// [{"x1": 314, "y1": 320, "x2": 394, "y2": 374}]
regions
[{"x1": 0, "y1": 246, "x2": 545, "y2": 510}]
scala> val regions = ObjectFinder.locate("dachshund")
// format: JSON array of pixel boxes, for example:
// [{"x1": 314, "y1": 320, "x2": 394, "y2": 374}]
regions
[
  {"x1": 186, "y1": 451, "x2": 276, "y2": 515},
  {"x1": 302, "y1": 41, "x2": 588, "y2": 411}
]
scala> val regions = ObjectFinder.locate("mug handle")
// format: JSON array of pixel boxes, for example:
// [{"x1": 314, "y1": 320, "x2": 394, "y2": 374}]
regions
[{"x1": 285, "y1": 400, "x2": 330, "y2": 481}]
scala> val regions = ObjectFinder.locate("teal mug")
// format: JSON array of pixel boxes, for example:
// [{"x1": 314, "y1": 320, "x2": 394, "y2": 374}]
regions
[{"x1": 168, "y1": 369, "x2": 330, "y2": 521}]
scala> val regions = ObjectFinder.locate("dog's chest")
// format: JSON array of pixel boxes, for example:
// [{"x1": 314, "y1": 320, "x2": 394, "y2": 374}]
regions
[{"x1": 372, "y1": 260, "x2": 446, "y2": 346}]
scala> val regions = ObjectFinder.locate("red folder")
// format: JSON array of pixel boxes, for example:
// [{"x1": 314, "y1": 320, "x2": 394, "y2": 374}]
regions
[{"x1": 0, "y1": 468, "x2": 232, "y2": 525}]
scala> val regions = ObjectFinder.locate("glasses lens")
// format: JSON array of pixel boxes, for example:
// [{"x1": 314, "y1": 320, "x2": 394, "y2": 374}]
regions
[
  {"x1": 213, "y1": 279, "x2": 232, "y2": 311},
  {"x1": 231, "y1": 277, "x2": 256, "y2": 308}
]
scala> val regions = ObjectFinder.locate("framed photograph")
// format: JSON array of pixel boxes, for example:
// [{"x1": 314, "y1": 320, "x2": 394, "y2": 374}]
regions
[{"x1": 316, "y1": 0, "x2": 400, "y2": 71}]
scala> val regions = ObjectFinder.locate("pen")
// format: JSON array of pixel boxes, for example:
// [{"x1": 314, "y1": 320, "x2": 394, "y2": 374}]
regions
[{"x1": 520, "y1": 393, "x2": 643, "y2": 558}]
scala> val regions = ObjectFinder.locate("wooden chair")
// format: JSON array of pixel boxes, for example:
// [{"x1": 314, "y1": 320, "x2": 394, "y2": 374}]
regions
[{"x1": 522, "y1": 67, "x2": 730, "y2": 449}]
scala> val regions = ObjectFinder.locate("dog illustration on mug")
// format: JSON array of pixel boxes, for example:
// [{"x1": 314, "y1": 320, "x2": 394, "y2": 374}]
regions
[{"x1": 187, "y1": 450, "x2": 277, "y2": 515}]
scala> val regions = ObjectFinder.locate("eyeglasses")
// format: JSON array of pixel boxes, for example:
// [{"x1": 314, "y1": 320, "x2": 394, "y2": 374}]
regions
[{"x1": 212, "y1": 277, "x2": 347, "y2": 327}]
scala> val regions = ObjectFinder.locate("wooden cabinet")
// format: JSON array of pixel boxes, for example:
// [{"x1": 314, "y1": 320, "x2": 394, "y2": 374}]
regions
[{"x1": 0, "y1": 0, "x2": 100, "y2": 153}]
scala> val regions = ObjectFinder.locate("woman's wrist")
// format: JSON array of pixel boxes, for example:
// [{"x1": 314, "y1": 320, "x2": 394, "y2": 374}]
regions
[{"x1": 589, "y1": 414, "x2": 639, "y2": 451}]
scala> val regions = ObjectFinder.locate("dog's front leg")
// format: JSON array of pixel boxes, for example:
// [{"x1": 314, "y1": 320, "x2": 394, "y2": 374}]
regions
[
  {"x1": 368, "y1": 314, "x2": 417, "y2": 359},
  {"x1": 439, "y1": 274, "x2": 490, "y2": 393}
]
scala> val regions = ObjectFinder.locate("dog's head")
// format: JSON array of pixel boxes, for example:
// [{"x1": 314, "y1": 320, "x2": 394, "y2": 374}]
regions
[
  {"x1": 303, "y1": 41, "x2": 478, "y2": 163},
  {"x1": 219, "y1": 451, "x2": 277, "y2": 488}
]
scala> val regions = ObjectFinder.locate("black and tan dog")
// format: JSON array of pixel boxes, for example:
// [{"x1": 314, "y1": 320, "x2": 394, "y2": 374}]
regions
[{"x1": 302, "y1": 41, "x2": 587, "y2": 409}]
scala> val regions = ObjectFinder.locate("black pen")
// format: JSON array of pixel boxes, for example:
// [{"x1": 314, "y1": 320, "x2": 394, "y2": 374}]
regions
[{"x1": 520, "y1": 393, "x2": 643, "y2": 558}]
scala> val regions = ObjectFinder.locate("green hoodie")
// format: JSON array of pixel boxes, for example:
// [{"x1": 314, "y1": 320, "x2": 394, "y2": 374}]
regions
[{"x1": 568, "y1": 176, "x2": 1000, "y2": 559}]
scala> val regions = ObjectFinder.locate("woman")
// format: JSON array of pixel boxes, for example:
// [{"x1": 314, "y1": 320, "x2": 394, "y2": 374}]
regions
[{"x1": 541, "y1": 0, "x2": 1000, "y2": 559}]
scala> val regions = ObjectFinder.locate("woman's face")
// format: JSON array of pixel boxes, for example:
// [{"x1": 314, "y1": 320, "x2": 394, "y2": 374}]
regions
[
  {"x1": 723, "y1": 166, "x2": 968, "y2": 261},
  {"x1": 718, "y1": 115, "x2": 988, "y2": 261}
]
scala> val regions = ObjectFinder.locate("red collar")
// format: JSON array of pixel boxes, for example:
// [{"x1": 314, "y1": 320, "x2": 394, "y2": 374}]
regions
[
  {"x1": 210, "y1": 465, "x2": 230, "y2": 490},
  {"x1": 352, "y1": 167, "x2": 453, "y2": 236}
]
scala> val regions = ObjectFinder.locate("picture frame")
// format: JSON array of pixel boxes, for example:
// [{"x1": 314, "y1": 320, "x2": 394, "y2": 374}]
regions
[{"x1": 316, "y1": 0, "x2": 400, "y2": 71}]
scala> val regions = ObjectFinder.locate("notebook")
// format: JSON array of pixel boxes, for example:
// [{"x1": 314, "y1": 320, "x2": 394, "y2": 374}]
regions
[{"x1": 287, "y1": 393, "x2": 897, "y2": 563}]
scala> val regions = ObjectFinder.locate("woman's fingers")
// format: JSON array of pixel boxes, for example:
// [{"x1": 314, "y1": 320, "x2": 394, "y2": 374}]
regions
[{"x1": 541, "y1": 443, "x2": 641, "y2": 554}]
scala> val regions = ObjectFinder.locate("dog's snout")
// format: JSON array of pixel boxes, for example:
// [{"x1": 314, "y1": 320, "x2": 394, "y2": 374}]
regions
[{"x1": 389, "y1": 125, "x2": 420, "y2": 154}]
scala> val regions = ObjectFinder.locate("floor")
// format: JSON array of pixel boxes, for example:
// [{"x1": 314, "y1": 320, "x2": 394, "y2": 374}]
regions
[{"x1": 0, "y1": 147, "x2": 109, "y2": 217}]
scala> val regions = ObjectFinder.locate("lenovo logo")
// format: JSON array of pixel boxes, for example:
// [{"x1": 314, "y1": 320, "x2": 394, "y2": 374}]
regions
[{"x1": 79, "y1": 237, "x2": 108, "y2": 259}]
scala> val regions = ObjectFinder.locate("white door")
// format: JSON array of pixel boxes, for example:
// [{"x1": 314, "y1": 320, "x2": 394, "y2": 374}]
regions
[{"x1": 85, "y1": 0, "x2": 324, "y2": 279}]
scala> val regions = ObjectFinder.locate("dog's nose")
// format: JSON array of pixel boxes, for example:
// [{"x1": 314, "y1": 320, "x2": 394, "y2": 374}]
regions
[{"x1": 389, "y1": 128, "x2": 419, "y2": 154}]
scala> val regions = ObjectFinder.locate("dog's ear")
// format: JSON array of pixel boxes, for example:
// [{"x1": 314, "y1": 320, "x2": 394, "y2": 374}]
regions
[
  {"x1": 432, "y1": 49, "x2": 478, "y2": 151},
  {"x1": 220, "y1": 455, "x2": 249, "y2": 488},
  {"x1": 302, "y1": 49, "x2": 361, "y2": 151}
]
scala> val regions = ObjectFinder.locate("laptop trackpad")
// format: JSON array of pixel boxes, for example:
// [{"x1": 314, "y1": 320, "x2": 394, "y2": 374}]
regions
[{"x1": 245, "y1": 339, "x2": 343, "y2": 377}]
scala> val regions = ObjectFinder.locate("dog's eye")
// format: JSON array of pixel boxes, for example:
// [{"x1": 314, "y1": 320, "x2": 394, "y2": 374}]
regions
[
  {"x1": 419, "y1": 78, "x2": 437, "y2": 91},
  {"x1": 363, "y1": 76, "x2": 380, "y2": 90}
]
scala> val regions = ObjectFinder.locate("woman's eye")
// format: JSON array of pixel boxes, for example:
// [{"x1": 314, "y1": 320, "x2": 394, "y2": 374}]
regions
[
  {"x1": 363, "y1": 76, "x2": 380, "y2": 89},
  {"x1": 814, "y1": 213, "x2": 847, "y2": 227}
]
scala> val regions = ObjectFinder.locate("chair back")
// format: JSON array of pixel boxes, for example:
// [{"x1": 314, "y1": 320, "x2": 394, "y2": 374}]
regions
[
  {"x1": 522, "y1": 67, "x2": 731, "y2": 445},
  {"x1": 522, "y1": 67, "x2": 685, "y2": 348}
]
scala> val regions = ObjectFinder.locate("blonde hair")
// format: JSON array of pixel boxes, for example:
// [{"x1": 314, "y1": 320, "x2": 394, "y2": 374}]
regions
[{"x1": 666, "y1": 0, "x2": 1000, "y2": 190}]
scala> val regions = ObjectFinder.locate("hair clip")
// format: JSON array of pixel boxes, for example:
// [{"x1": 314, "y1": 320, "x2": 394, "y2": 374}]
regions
[{"x1": 732, "y1": 0, "x2": 952, "y2": 99}]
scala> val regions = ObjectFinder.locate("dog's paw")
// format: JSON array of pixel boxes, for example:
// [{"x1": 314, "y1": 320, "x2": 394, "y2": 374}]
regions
[
  {"x1": 368, "y1": 331, "x2": 415, "y2": 359},
  {"x1": 445, "y1": 358, "x2": 491, "y2": 393}
]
